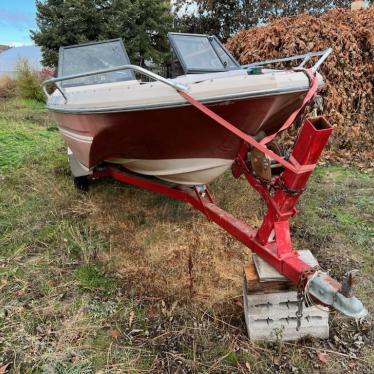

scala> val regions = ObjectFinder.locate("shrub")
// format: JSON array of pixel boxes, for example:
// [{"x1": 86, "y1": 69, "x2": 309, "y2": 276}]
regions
[
  {"x1": 38, "y1": 67, "x2": 55, "y2": 95},
  {"x1": 15, "y1": 59, "x2": 45, "y2": 102},
  {"x1": 227, "y1": 7, "x2": 374, "y2": 167},
  {"x1": 0, "y1": 75, "x2": 16, "y2": 99},
  {"x1": 38, "y1": 67, "x2": 55, "y2": 82}
]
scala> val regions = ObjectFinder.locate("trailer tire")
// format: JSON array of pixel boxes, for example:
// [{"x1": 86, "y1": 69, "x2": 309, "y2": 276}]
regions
[{"x1": 73, "y1": 176, "x2": 90, "y2": 192}]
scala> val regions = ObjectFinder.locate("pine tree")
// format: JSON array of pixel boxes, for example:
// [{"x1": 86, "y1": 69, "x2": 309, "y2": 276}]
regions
[{"x1": 31, "y1": 0, "x2": 172, "y2": 67}]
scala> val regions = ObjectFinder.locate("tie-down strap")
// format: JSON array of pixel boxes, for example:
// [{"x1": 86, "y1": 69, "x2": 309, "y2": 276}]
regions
[{"x1": 178, "y1": 69, "x2": 319, "y2": 175}]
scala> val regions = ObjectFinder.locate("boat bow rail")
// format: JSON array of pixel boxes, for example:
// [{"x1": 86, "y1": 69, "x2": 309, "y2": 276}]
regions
[
  {"x1": 242, "y1": 48, "x2": 333, "y2": 73},
  {"x1": 42, "y1": 64, "x2": 189, "y2": 102}
]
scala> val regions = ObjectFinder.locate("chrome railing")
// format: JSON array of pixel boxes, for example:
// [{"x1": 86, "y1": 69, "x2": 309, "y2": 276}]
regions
[
  {"x1": 42, "y1": 64, "x2": 189, "y2": 102},
  {"x1": 242, "y1": 48, "x2": 333, "y2": 72}
]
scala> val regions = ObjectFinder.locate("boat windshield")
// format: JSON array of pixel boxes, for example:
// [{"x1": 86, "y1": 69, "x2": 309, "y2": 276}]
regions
[
  {"x1": 58, "y1": 39, "x2": 134, "y2": 87},
  {"x1": 168, "y1": 33, "x2": 240, "y2": 74}
]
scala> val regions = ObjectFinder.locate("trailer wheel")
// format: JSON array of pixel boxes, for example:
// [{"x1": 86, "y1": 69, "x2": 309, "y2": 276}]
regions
[{"x1": 73, "y1": 176, "x2": 90, "y2": 192}]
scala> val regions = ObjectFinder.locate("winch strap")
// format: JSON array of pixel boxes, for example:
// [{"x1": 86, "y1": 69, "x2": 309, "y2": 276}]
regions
[
  {"x1": 178, "y1": 69, "x2": 318, "y2": 175},
  {"x1": 259, "y1": 69, "x2": 319, "y2": 145}
]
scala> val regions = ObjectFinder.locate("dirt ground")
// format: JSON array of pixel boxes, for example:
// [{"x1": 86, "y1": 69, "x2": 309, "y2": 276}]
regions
[{"x1": 0, "y1": 99, "x2": 373, "y2": 373}]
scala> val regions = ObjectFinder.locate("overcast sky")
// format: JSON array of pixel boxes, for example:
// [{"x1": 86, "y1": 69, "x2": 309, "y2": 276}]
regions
[{"x1": 0, "y1": 0, "x2": 36, "y2": 46}]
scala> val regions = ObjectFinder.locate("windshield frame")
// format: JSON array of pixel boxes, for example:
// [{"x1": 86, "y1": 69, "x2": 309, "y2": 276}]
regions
[
  {"x1": 57, "y1": 38, "x2": 135, "y2": 87},
  {"x1": 168, "y1": 32, "x2": 240, "y2": 74}
]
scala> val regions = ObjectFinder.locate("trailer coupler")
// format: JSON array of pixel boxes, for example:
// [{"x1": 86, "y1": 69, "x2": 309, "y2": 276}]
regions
[{"x1": 307, "y1": 271, "x2": 367, "y2": 318}]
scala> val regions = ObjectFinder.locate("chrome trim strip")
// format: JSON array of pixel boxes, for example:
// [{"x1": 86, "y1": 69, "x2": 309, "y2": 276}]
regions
[
  {"x1": 47, "y1": 86, "x2": 309, "y2": 115},
  {"x1": 58, "y1": 127, "x2": 93, "y2": 143}
]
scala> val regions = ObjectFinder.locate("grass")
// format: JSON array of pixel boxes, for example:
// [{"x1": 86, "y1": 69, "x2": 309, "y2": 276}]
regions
[{"x1": 0, "y1": 98, "x2": 373, "y2": 373}]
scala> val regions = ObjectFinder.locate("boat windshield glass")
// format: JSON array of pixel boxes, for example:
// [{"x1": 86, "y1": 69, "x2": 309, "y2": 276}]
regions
[
  {"x1": 58, "y1": 39, "x2": 134, "y2": 87},
  {"x1": 168, "y1": 33, "x2": 239, "y2": 74}
]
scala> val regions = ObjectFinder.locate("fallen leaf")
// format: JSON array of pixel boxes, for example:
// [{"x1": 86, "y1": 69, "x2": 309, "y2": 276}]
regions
[
  {"x1": 235, "y1": 300, "x2": 243, "y2": 308},
  {"x1": 147, "y1": 304, "x2": 158, "y2": 319},
  {"x1": 0, "y1": 364, "x2": 9, "y2": 374},
  {"x1": 110, "y1": 329, "x2": 120, "y2": 340},
  {"x1": 317, "y1": 351, "x2": 329, "y2": 364}
]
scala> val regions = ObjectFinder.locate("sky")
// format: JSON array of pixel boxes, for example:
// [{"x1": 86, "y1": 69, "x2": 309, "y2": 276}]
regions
[{"x1": 0, "y1": 0, "x2": 37, "y2": 46}]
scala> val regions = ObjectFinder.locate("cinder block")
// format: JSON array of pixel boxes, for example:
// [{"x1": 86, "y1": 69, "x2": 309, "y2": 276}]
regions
[{"x1": 243, "y1": 251, "x2": 329, "y2": 342}]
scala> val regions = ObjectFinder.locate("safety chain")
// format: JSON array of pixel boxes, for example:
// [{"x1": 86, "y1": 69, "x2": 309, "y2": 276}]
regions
[
  {"x1": 249, "y1": 171, "x2": 305, "y2": 197},
  {"x1": 296, "y1": 279, "x2": 306, "y2": 331},
  {"x1": 296, "y1": 267, "x2": 319, "y2": 331},
  {"x1": 276, "y1": 175, "x2": 305, "y2": 196}
]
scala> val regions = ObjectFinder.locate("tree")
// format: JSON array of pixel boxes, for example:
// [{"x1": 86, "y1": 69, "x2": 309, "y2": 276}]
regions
[
  {"x1": 252, "y1": 0, "x2": 353, "y2": 21},
  {"x1": 174, "y1": 0, "x2": 353, "y2": 41},
  {"x1": 174, "y1": 0, "x2": 245, "y2": 40},
  {"x1": 31, "y1": 0, "x2": 172, "y2": 67}
]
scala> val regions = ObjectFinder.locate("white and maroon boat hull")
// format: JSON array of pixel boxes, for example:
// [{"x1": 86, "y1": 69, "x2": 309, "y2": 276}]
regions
[{"x1": 49, "y1": 70, "x2": 321, "y2": 185}]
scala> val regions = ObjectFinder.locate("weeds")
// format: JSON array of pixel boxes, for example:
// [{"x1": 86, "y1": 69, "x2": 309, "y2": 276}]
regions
[
  {"x1": 15, "y1": 59, "x2": 45, "y2": 102},
  {"x1": 76, "y1": 264, "x2": 115, "y2": 293},
  {"x1": 0, "y1": 75, "x2": 16, "y2": 99}
]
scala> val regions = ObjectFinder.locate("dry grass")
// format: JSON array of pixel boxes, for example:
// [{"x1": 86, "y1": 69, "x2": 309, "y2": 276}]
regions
[
  {"x1": 0, "y1": 76, "x2": 16, "y2": 99},
  {"x1": 0, "y1": 98, "x2": 373, "y2": 373},
  {"x1": 91, "y1": 176, "x2": 254, "y2": 305}
]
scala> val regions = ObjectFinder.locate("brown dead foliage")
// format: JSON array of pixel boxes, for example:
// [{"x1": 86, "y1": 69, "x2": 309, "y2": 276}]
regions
[
  {"x1": 227, "y1": 7, "x2": 374, "y2": 168},
  {"x1": 0, "y1": 76, "x2": 16, "y2": 99}
]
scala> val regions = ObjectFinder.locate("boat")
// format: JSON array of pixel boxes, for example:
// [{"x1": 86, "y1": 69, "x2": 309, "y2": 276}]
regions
[{"x1": 44, "y1": 33, "x2": 326, "y2": 186}]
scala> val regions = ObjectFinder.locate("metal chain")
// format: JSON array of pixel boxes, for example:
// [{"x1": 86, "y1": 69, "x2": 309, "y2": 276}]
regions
[
  {"x1": 296, "y1": 267, "x2": 319, "y2": 331},
  {"x1": 296, "y1": 278, "x2": 305, "y2": 332},
  {"x1": 277, "y1": 175, "x2": 305, "y2": 196}
]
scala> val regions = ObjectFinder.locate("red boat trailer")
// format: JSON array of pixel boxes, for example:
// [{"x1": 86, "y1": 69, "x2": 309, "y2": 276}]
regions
[{"x1": 92, "y1": 70, "x2": 367, "y2": 319}]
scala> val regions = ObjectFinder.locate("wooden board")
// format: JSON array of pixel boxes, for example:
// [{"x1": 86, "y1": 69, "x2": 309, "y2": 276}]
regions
[
  {"x1": 244, "y1": 250, "x2": 319, "y2": 294},
  {"x1": 244, "y1": 260, "x2": 296, "y2": 294}
]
